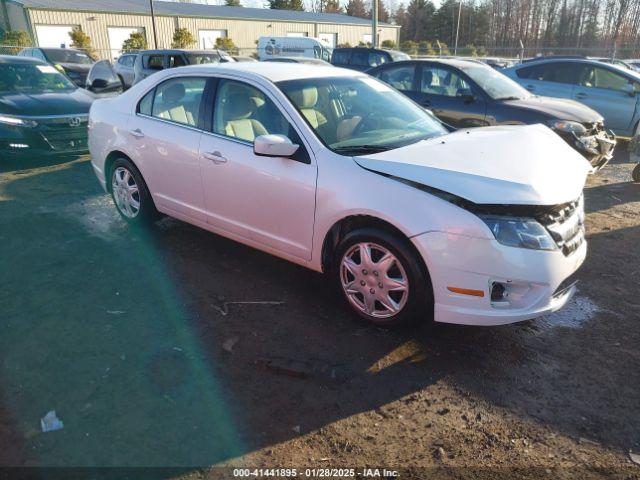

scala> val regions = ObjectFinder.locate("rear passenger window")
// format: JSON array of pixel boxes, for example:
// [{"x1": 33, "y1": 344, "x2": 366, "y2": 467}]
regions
[
  {"x1": 332, "y1": 50, "x2": 350, "y2": 64},
  {"x1": 138, "y1": 89, "x2": 154, "y2": 115},
  {"x1": 145, "y1": 55, "x2": 164, "y2": 70},
  {"x1": 148, "y1": 77, "x2": 207, "y2": 127},
  {"x1": 374, "y1": 64, "x2": 415, "y2": 91},
  {"x1": 351, "y1": 51, "x2": 369, "y2": 66}
]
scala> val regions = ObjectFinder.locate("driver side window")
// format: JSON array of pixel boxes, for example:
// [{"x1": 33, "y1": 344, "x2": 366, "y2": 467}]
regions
[{"x1": 213, "y1": 80, "x2": 293, "y2": 142}]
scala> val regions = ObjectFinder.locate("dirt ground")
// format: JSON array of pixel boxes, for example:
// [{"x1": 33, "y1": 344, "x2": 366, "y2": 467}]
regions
[{"x1": 0, "y1": 145, "x2": 638, "y2": 479}]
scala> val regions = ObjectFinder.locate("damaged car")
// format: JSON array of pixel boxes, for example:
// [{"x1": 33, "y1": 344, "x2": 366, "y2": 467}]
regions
[
  {"x1": 368, "y1": 59, "x2": 616, "y2": 170},
  {"x1": 88, "y1": 63, "x2": 589, "y2": 327}
]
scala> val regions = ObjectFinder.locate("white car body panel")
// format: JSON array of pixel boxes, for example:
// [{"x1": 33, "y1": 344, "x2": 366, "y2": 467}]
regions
[
  {"x1": 89, "y1": 63, "x2": 589, "y2": 326},
  {"x1": 355, "y1": 124, "x2": 590, "y2": 205}
]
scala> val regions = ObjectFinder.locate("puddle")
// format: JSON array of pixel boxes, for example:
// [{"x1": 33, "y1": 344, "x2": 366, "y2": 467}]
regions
[{"x1": 534, "y1": 293, "x2": 601, "y2": 331}]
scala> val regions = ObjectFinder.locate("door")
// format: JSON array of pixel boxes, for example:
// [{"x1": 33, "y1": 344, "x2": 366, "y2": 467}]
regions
[
  {"x1": 514, "y1": 61, "x2": 577, "y2": 99},
  {"x1": 127, "y1": 76, "x2": 209, "y2": 221},
  {"x1": 572, "y1": 64, "x2": 640, "y2": 134},
  {"x1": 416, "y1": 64, "x2": 487, "y2": 127},
  {"x1": 34, "y1": 25, "x2": 75, "y2": 48},
  {"x1": 199, "y1": 79, "x2": 317, "y2": 260}
]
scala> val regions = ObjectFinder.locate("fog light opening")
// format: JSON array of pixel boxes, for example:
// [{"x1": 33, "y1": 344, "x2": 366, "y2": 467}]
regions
[{"x1": 490, "y1": 282, "x2": 507, "y2": 302}]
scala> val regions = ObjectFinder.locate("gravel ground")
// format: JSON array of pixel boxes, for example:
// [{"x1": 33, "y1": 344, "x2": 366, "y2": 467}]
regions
[{"x1": 0, "y1": 146, "x2": 638, "y2": 479}]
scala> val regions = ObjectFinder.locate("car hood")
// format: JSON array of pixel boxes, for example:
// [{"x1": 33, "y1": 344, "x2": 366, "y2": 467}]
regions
[
  {"x1": 0, "y1": 89, "x2": 94, "y2": 116},
  {"x1": 503, "y1": 96, "x2": 602, "y2": 123},
  {"x1": 354, "y1": 124, "x2": 590, "y2": 206}
]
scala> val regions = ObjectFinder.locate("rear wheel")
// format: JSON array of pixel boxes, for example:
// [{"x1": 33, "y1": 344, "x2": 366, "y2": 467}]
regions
[
  {"x1": 633, "y1": 163, "x2": 640, "y2": 182},
  {"x1": 333, "y1": 228, "x2": 432, "y2": 327},
  {"x1": 109, "y1": 157, "x2": 159, "y2": 225}
]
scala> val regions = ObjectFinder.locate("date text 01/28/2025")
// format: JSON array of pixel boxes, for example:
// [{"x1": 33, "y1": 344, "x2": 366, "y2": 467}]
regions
[{"x1": 232, "y1": 468, "x2": 399, "y2": 477}]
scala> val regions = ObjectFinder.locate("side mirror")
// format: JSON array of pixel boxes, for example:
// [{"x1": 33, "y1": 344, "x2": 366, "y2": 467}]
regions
[
  {"x1": 254, "y1": 134, "x2": 299, "y2": 158},
  {"x1": 622, "y1": 83, "x2": 637, "y2": 97},
  {"x1": 90, "y1": 78, "x2": 109, "y2": 89}
]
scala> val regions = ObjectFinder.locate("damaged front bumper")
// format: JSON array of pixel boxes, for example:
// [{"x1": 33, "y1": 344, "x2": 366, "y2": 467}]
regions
[{"x1": 566, "y1": 128, "x2": 616, "y2": 171}]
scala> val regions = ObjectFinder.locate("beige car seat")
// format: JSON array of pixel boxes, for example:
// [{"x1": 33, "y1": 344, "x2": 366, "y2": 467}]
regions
[{"x1": 223, "y1": 93, "x2": 268, "y2": 141}]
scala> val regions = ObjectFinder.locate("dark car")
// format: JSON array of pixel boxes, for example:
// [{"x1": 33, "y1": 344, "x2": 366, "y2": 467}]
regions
[
  {"x1": 369, "y1": 59, "x2": 616, "y2": 169},
  {"x1": 331, "y1": 47, "x2": 410, "y2": 72},
  {"x1": 133, "y1": 49, "x2": 234, "y2": 85},
  {"x1": 0, "y1": 55, "x2": 96, "y2": 159},
  {"x1": 18, "y1": 47, "x2": 94, "y2": 87}
]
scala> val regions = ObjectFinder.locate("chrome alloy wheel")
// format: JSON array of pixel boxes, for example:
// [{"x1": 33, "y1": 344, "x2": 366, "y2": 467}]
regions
[
  {"x1": 339, "y1": 242, "x2": 409, "y2": 318},
  {"x1": 112, "y1": 166, "x2": 140, "y2": 218}
]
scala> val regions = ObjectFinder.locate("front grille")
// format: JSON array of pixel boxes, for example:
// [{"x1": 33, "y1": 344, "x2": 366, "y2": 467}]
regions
[
  {"x1": 580, "y1": 121, "x2": 604, "y2": 136},
  {"x1": 37, "y1": 115, "x2": 88, "y2": 152},
  {"x1": 537, "y1": 196, "x2": 585, "y2": 256}
]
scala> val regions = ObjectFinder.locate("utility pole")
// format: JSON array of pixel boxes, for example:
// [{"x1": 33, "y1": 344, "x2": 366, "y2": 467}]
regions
[
  {"x1": 149, "y1": 0, "x2": 158, "y2": 49},
  {"x1": 372, "y1": 0, "x2": 378, "y2": 48},
  {"x1": 454, "y1": 0, "x2": 462, "y2": 55}
]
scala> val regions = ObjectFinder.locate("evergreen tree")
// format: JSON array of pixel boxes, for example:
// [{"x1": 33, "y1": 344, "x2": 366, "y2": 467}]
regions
[
  {"x1": 225, "y1": 0, "x2": 242, "y2": 6},
  {"x1": 346, "y1": 0, "x2": 367, "y2": 18},
  {"x1": 122, "y1": 31, "x2": 147, "y2": 51},
  {"x1": 171, "y1": 28, "x2": 196, "y2": 49},
  {"x1": 68, "y1": 26, "x2": 96, "y2": 59},
  {"x1": 268, "y1": 0, "x2": 304, "y2": 11}
]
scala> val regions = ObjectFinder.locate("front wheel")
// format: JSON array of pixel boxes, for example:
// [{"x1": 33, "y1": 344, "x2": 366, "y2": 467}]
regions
[
  {"x1": 333, "y1": 228, "x2": 432, "y2": 327},
  {"x1": 633, "y1": 163, "x2": 640, "y2": 182}
]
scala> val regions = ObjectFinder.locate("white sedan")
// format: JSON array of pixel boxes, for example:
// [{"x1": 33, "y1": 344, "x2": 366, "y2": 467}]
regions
[{"x1": 88, "y1": 62, "x2": 590, "y2": 327}]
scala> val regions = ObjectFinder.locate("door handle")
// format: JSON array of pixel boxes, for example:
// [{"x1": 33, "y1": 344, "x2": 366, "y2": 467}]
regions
[
  {"x1": 576, "y1": 92, "x2": 588, "y2": 99},
  {"x1": 129, "y1": 128, "x2": 144, "y2": 138},
  {"x1": 203, "y1": 151, "x2": 227, "y2": 164}
]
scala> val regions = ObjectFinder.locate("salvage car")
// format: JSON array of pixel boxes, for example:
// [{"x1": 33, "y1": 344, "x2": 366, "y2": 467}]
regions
[
  {"x1": 18, "y1": 47, "x2": 94, "y2": 87},
  {"x1": 368, "y1": 59, "x2": 616, "y2": 169},
  {"x1": 0, "y1": 55, "x2": 95, "y2": 158},
  {"x1": 88, "y1": 63, "x2": 589, "y2": 327},
  {"x1": 504, "y1": 57, "x2": 640, "y2": 139}
]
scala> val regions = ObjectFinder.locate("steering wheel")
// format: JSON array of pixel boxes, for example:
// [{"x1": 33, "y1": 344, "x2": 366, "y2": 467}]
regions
[{"x1": 352, "y1": 111, "x2": 385, "y2": 136}]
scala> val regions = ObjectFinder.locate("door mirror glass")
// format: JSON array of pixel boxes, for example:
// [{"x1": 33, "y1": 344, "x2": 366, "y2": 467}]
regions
[
  {"x1": 86, "y1": 60, "x2": 123, "y2": 94},
  {"x1": 254, "y1": 134, "x2": 300, "y2": 157}
]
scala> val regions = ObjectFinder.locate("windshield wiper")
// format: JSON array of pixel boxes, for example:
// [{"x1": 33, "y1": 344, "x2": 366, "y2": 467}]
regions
[{"x1": 333, "y1": 144, "x2": 392, "y2": 155}]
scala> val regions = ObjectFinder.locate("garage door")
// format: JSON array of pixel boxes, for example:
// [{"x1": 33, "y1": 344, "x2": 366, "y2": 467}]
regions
[
  {"x1": 198, "y1": 30, "x2": 226, "y2": 49},
  {"x1": 35, "y1": 25, "x2": 75, "y2": 48},
  {"x1": 108, "y1": 27, "x2": 144, "y2": 61},
  {"x1": 318, "y1": 33, "x2": 337, "y2": 48}
]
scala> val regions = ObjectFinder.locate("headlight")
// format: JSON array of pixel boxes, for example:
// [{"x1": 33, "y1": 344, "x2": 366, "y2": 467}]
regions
[
  {"x1": 0, "y1": 115, "x2": 38, "y2": 128},
  {"x1": 479, "y1": 215, "x2": 557, "y2": 251},
  {"x1": 548, "y1": 119, "x2": 587, "y2": 134}
]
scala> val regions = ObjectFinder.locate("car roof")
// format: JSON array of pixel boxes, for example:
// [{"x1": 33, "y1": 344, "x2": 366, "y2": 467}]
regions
[
  {"x1": 165, "y1": 61, "x2": 361, "y2": 83},
  {"x1": 0, "y1": 54, "x2": 45, "y2": 64},
  {"x1": 514, "y1": 56, "x2": 640, "y2": 76},
  {"x1": 375, "y1": 58, "x2": 489, "y2": 69},
  {"x1": 40, "y1": 47, "x2": 86, "y2": 53},
  {"x1": 140, "y1": 49, "x2": 220, "y2": 55}
]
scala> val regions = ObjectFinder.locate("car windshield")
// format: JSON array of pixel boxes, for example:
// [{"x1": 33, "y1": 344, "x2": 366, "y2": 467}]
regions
[
  {"x1": 460, "y1": 63, "x2": 532, "y2": 100},
  {"x1": 186, "y1": 54, "x2": 220, "y2": 65},
  {"x1": 44, "y1": 49, "x2": 93, "y2": 65},
  {"x1": 277, "y1": 76, "x2": 447, "y2": 155},
  {"x1": 0, "y1": 62, "x2": 76, "y2": 93}
]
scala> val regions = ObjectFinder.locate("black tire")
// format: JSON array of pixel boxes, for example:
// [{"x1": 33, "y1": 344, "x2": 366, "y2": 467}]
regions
[
  {"x1": 332, "y1": 227, "x2": 433, "y2": 327},
  {"x1": 109, "y1": 157, "x2": 160, "y2": 225},
  {"x1": 633, "y1": 163, "x2": 640, "y2": 183}
]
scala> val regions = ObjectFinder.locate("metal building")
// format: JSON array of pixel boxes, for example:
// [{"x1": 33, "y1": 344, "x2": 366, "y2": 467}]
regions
[{"x1": 0, "y1": 0, "x2": 400, "y2": 60}]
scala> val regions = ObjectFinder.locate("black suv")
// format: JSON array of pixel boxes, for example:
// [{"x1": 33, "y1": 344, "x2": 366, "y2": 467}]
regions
[
  {"x1": 18, "y1": 47, "x2": 94, "y2": 87},
  {"x1": 331, "y1": 47, "x2": 410, "y2": 72}
]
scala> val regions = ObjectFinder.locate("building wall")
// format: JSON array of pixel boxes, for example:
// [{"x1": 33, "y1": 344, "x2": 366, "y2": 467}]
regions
[{"x1": 25, "y1": 8, "x2": 399, "y2": 59}]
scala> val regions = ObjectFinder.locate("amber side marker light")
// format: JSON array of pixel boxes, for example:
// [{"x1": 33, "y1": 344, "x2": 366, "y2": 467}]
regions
[{"x1": 447, "y1": 286, "x2": 485, "y2": 297}]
